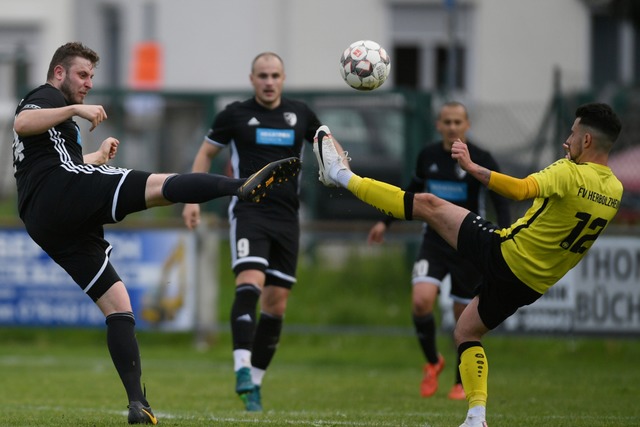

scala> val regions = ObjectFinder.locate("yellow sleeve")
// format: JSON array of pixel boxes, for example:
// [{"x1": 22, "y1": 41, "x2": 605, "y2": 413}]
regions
[{"x1": 488, "y1": 172, "x2": 539, "y2": 201}]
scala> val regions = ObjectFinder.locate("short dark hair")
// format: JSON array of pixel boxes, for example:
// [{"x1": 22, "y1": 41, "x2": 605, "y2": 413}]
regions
[
  {"x1": 438, "y1": 101, "x2": 469, "y2": 120},
  {"x1": 250, "y1": 52, "x2": 284, "y2": 74},
  {"x1": 47, "y1": 42, "x2": 100, "y2": 80},
  {"x1": 575, "y1": 102, "x2": 622, "y2": 144}
]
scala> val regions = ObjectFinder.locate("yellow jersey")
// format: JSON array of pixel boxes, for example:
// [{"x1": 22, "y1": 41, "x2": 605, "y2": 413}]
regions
[{"x1": 498, "y1": 159, "x2": 623, "y2": 293}]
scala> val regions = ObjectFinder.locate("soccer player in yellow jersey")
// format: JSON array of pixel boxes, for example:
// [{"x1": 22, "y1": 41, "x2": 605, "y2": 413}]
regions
[{"x1": 312, "y1": 103, "x2": 623, "y2": 427}]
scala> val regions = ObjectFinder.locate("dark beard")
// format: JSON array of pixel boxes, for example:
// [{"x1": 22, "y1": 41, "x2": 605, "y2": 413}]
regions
[{"x1": 59, "y1": 76, "x2": 79, "y2": 104}]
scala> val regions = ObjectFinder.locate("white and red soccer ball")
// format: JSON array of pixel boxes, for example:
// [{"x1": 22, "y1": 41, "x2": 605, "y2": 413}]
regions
[{"x1": 339, "y1": 40, "x2": 391, "y2": 91}]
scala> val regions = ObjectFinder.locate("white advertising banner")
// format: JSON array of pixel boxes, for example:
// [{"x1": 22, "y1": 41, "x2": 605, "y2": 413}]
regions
[
  {"x1": 440, "y1": 235, "x2": 640, "y2": 335},
  {"x1": 571, "y1": 236, "x2": 640, "y2": 333},
  {"x1": 0, "y1": 228, "x2": 197, "y2": 331}
]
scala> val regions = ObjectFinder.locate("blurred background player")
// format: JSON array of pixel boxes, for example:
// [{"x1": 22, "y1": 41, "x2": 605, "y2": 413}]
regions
[
  {"x1": 367, "y1": 101, "x2": 510, "y2": 400},
  {"x1": 182, "y1": 52, "x2": 337, "y2": 411}
]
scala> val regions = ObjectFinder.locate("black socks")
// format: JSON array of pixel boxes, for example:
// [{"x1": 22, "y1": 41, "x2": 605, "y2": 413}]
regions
[
  {"x1": 413, "y1": 313, "x2": 438, "y2": 363},
  {"x1": 230, "y1": 284, "x2": 261, "y2": 350},
  {"x1": 106, "y1": 312, "x2": 147, "y2": 404},
  {"x1": 161, "y1": 173, "x2": 244, "y2": 203},
  {"x1": 251, "y1": 312, "x2": 283, "y2": 370}
]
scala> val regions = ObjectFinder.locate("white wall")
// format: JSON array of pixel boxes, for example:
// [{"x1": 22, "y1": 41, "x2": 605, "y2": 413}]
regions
[
  {"x1": 3, "y1": 0, "x2": 593, "y2": 102},
  {"x1": 0, "y1": 0, "x2": 76, "y2": 197},
  {"x1": 471, "y1": 0, "x2": 590, "y2": 104},
  {"x1": 74, "y1": 0, "x2": 387, "y2": 91},
  {"x1": 1, "y1": 0, "x2": 75, "y2": 85},
  {"x1": 156, "y1": 0, "x2": 388, "y2": 91}
]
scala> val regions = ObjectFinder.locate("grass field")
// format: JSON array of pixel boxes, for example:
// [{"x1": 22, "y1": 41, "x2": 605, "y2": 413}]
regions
[
  {"x1": 0, "y1": 327, "x2": 638, "y2": 427},
  {"x1": 0, "y1": 242, "x2": 639, "y2": 426}
]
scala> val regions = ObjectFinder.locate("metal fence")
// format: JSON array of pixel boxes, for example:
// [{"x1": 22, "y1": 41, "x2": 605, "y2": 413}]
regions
[{"x1": 2, "y1": 86, "x2": 640, "y2": 224}]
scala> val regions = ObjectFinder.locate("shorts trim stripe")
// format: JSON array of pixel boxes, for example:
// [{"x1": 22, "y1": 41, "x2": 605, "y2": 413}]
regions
[
  {"x1": 451, "y1": 295, "x2": 473, "y2": 305},
  {"x1": 232, "y1": 256, "x2": 268, "y2": 269},
  {"x1": 265, "y1": 268, "x2": 296, "y2": 284},
  {"x1": 411, "y1": 276, "x2": 441, "y2": 286},
  {"x1": 111, "y1": 169, "x2": 132, "y2": 221},
  {"x1": 229, "y1": 206, "x2": 238, "y2": 264},
  {"x1": 84, "y1": 245, "x2": 113, "y2": 295}
]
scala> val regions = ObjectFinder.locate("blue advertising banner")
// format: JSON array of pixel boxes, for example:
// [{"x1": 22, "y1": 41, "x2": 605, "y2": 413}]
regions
[{"x1": 0, "y1": 229, "x2": 196, "y2": 330}]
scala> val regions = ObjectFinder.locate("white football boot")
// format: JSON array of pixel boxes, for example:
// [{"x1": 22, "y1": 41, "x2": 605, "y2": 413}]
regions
[{"x1": 313, "y1": 125, "x2": 350, "y2": 187}]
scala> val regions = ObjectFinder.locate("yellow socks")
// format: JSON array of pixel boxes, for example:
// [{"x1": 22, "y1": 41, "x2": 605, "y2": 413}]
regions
[
  {"x1": 346, "y1": 175, "x2": 413, "y2": 220},
  {"x1": 459, "y1": 344, "x2": 488, "y2": 408}
]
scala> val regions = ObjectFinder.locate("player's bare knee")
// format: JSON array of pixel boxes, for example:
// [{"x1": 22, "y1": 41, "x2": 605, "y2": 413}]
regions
[
  {"x1": 453, "y1": 324, "x2": 467, "y2": 346},
  {"x1": 147, "y1": 173, "x2": 174, "y2": 207},
  {"x1": 412, "y1": 298, "x2": 435, "y2": 315}
]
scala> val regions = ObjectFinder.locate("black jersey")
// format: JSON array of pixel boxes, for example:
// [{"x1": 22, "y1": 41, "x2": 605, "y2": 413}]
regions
[
  {"x1": 205, "y1": 97, "x2": 321, "y2": 218},
  {"x1": 11, "y1": 83, "x2": 149, "y2": 301},
  {"x1": 13, "y1": 84, "x2": 85, "y2": 215},
  {"x1": 403, "y1": 141, "x2": 511, "y2": 237}
]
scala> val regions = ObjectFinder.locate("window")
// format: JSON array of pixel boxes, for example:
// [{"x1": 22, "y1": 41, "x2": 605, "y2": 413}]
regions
[
  {"x1": 393, "y1": 46, "x2": 420, "y2": 89},
  {"x1": 591, "y1": 14, "x2": 620, "y2": 88},
  {"x1": 435, "y1": 44, "x2": 465, "y2": 92},
  {"x1": 102, "y1": 5, "x2": 122, "y2": 86}
]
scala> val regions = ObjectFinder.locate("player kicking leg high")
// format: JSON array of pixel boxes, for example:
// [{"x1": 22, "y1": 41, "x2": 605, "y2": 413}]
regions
[{"x1": 313, "y1": 104, "x2": 622, "y2": 427}]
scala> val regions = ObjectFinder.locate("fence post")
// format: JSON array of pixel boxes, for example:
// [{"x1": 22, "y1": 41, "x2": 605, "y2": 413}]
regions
[{"x1": 194, "y1": 219, "x2": 219, "y2": 349}]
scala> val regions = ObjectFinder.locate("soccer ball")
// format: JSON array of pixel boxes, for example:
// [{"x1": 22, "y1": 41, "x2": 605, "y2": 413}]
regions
[{"x1": 339, "y1": 40, "x2": 391, "y2": 91}]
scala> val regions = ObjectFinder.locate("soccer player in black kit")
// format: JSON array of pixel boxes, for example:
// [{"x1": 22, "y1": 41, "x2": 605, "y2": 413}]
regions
[
  {"x1": 368, "y1": 102, "x2": 510, "y2": 400},
  {"x1": 182, "y1": 52, "x2": 345, "y2": 412},
  {"x1": 12, "y1": 42, "x2": 299, "y2": 425}
]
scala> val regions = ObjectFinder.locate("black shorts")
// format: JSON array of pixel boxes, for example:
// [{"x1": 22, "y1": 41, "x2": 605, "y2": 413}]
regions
[
  {"x1": 412, "y1": 231, "x2": 480, "y2": 302},
  {"x1": 21, "y1": 167, "x2": 151, "y2": 301},
  {"x1": 229, "y1": 209, "x2": 299, "y2": 289},
  {"x1": 457, "y1": 213, "x2": 543, "y2": 330}
]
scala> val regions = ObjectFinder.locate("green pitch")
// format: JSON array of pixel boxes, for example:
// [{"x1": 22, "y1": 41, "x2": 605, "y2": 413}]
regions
[
  {"x1": 1, "y1": 244, "x2": 638, "y2": 426},
  {"x1": 0, "y1": 328, "x2": 638, "y2": 427}
]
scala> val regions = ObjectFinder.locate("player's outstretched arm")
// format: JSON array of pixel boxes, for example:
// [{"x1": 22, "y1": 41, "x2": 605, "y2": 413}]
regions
[
  {"x1": 84, "y1": 137, "x2": 119, "y2": 165},
  {"x1": 14, "y1": 104, "x2": 107, "y2": 136},
  {"x1": 451, "y1": 139, "x2": 491, "y2": 186},
  {"x1": 452, "y1": 139, "x2": 539, "y2": 201},
  {"x1": 14, "y1": 106, "x2": 76, "y2": 136},
  {"x1": 74, "y1": 104, "x2": 108, "y2": 131}
]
